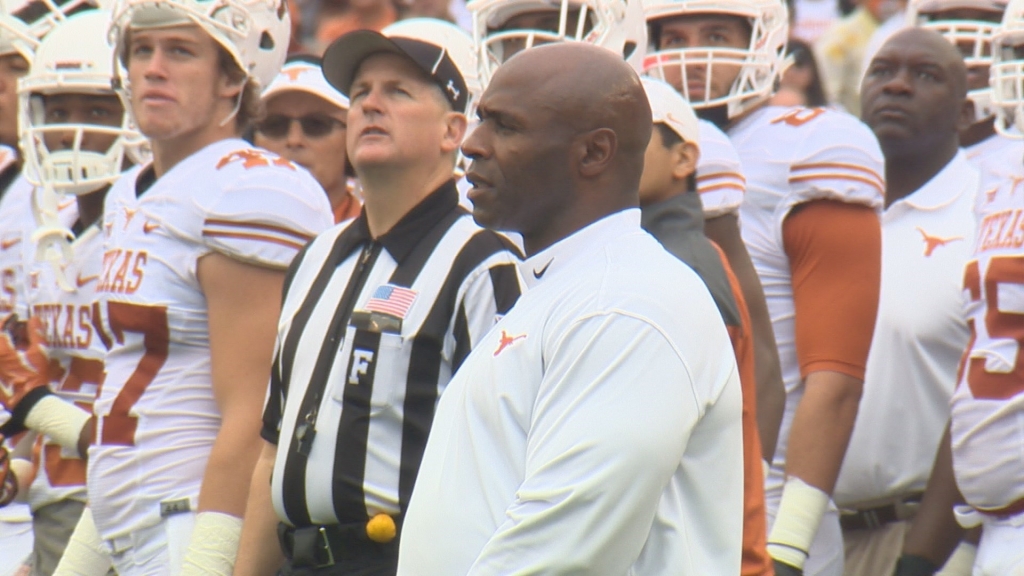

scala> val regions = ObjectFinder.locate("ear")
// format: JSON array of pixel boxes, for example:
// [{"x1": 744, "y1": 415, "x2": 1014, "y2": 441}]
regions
[
  {"x1": 578, "y1": 128, "x2": 617, "y2": 178},
  {"x1": 671, "y1": 141, "x2": 700, "y2": 181},
  {"x1": 957, "y1": 99, "x2": 976, "y2": 133},
  {"x1": 440, "y1": 112, "x2": 468, "y2": 155},
  {"x1": 216, "y1": 71, "x2": 245, "y2": 101}
]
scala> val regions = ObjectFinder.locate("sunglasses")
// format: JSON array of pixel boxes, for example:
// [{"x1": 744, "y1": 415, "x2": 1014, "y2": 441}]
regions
[{"x1": 256, "y1": 113, "x2": 345, "y2": 139}]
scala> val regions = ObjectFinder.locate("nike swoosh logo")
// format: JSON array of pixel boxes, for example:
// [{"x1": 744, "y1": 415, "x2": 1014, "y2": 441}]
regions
[
  {"x1": 76, "y1": 274, "x2": 99, "y2": 288},
  {"x1": 533, "y1": 259, "x2": 553, "y2": 279},
  {"x1": 0, "y1": 238, "x2": 20, "y2": 250}
]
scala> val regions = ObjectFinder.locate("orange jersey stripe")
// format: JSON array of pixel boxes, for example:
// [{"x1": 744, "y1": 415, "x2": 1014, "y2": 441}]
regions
[
  {"x1": 790, "y1": 161, "x2": 884, "y2": 183},
  {"x1": 203, "y1": 219, "x2": 314, "y2": 242},
  {"x1": 201, "y1": 230, "x2": 305, "y2": 251},
  {"x1": 699, "y1": 182, "x2": 747, "y2": 195},
  {"x1": 788, "y1": 173, "x2": 884, "y2": 195},
  {"x1": 697, "y1": 171, "x2": 747, "y2": 184}
]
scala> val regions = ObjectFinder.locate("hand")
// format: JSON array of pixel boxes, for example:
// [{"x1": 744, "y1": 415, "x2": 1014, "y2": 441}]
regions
[
  {"x1": 893, "y1": 554, "x2": 938, "y2": 576},
  {"x1": 0, "y1": 435, "x2": 18, "y2": 507},
  {"x1": 773, "y1": 559, "x2": 804, "y2": 576},
  {"x1": 0, "y1": 316, "x2": 63, "y2": 411}
]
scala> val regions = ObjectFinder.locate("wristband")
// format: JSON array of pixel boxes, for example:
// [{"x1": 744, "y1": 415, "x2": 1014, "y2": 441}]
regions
[
  {"x1": 767, "y1": 476, "x2": 830, "y2": 570},
  {"x1": 53, "y1": 507, "x2": 113, "y2": 574},
  {"x1": 25, "y1": 395, "x2": 91, "y2": 452},
  {"x1": 180, "y1": 511, "x2": 244, "y2": 575}
]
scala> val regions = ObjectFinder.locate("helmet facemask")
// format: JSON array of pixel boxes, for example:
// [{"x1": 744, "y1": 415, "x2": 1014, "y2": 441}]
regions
[
  {"x1": 641, "y1": 0, "x2": 788, "y2": 119},
  {"x1": 470, "y1": 0, "x2": 647, "y2": 84},
  {"x1": 19, "y1": 9, "x2": 144, "y2": 196}
]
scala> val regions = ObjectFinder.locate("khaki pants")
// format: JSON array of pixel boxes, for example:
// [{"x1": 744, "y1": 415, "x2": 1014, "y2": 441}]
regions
[
  {"x1": 843, "y1": 521, "x2": 976, "y2": 576},
  {"x1": 31, "y1": 499, "x2": 86, "y2": 576}
]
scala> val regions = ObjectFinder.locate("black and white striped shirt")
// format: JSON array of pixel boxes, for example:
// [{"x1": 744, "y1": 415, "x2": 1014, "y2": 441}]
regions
[{"x1": 262, "y1": 180, "x2": 522, "y2": 528}]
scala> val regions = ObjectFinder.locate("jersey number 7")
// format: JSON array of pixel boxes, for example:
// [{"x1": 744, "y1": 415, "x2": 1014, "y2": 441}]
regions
[{"x1": 95, "y1": 302, "x2": 169, "y2": 446}]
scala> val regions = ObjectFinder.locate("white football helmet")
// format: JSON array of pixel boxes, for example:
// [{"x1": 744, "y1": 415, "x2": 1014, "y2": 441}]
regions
[
  {"x1": 991, "y1": 0, "x2": 1024, "y2": 134},
  {"x1": 0, "y1": 0, "x2": 101, "y2": 59},
  {"x1": 469, "y1": 0, "x2": 647, "y2": 85},
  {"x1": 108, "y1": 0, "x2": 290, "y2": 91},
  {"x1": 642, "y1": 0, "x2": 788, "y2": 118},
  {"x1": 19, "y1": 9, "x2": 144, "y2": 290},
  {"x1": 19, "y1": 9, "x2": 143, "y2": 196},
  {"x1": 908, "y1": 0, "x2": 1008, "y2": 120}
]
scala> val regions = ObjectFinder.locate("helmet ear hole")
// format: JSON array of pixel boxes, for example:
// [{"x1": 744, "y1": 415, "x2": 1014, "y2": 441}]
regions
[{"x1": 259, "y1": 30, "x2": 274, "y2": 50}]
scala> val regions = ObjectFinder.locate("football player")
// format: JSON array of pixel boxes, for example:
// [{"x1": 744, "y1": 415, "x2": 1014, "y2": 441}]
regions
[
  {"x1": 642, "y1": 0, "x2": 885, "y2": 574},
  {"x1": 2, "y1": 8, "x2": 148, "y2": 574},
  {"x1": 899, "y1": 5, "x2": 1024, "y2": 574},
  {"x1": 47, "y1": 0, "x2": 333, "y2": 573}
]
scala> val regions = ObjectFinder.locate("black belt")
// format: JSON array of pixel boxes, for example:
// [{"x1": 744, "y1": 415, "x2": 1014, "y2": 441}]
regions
[
  {"x1": 840, "y1": 493, "x2": 923, "y2": 531},
  {"x1": 277, "y1": 522, "x2": 400, "y2": 569}
]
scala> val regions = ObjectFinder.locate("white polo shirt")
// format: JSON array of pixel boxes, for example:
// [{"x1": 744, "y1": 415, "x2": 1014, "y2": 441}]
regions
[
  {"x1": 398, "y1": 209, "x2": 744, "y2": 575},
  {"x1": 834, "y1": 150, "x2": 977, "y2": 507}
]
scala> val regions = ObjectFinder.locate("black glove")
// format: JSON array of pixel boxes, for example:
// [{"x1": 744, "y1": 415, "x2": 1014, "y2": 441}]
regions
[
  {"x1": 773, "y1": 559, "x2": 804, "y2": 576},
  {"x1": 893, "y1": 554, "x2": 938, "y2": 576}
]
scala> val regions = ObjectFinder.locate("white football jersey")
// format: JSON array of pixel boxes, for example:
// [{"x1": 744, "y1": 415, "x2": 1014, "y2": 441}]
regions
[
  {"x1": 729, "y1": 105, "x2": 883, "y2": 573},
  {"x1": 0, "y1": 168, "x2": 32, "y2": 319},
  {"x1": 697, "y1": 120, "x2": 745, "y2": 220},
  {"x1": 965, "y1": 132, "x2": 1024, "y2": 184},
  {"x1": 23, "y1": 199, "x2": 105, "y2": 511},
  {"x1": 729, "y1": 106, "x2": 884, "y2": 475},
  {"x1": 88, "y1": 139, "x2": 333, "y2": 540},
  {"x1": 949, "y1": 152, "x2": 1024, "y2": 512}
]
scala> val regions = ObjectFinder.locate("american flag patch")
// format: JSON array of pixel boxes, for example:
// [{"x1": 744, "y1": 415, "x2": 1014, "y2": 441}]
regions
[{"x1": 365, "y1": 284, "x2": 417, "y2": 319}]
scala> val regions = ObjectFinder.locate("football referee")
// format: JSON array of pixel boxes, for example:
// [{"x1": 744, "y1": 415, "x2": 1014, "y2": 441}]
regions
[{"x1": 234, "y1": 25, "x2": 522, "y2": 576}]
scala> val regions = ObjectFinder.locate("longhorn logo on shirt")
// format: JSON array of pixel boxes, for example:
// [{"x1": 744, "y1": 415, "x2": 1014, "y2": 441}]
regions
[
  {"x1": 493, "y1": 330, "x2": 526, "y2": 357},
  {"x1": 916, "y1": 227, "x2": 963, "y2": 257},
  {"x1": 123, "y1": 207, "x2": 138, "y2": 229}
]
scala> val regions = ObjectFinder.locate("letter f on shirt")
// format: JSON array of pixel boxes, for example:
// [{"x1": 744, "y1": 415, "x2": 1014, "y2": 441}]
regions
[{"x1": 349, "y1": 349, "x2": 375, "y2": 384}]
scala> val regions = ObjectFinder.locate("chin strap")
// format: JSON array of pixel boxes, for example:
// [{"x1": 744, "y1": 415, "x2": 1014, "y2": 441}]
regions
[
  {"x1": 218, "y1": 81, "x2": 248, "y2": 128},
  {"x1": 30, "y1": 184, "x2": 75, "y2": 292}
]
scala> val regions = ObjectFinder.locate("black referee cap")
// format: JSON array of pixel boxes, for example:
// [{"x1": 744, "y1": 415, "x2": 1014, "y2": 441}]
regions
[{"x1": 322, "y1": 29, "x2": 469, "y2": 114}]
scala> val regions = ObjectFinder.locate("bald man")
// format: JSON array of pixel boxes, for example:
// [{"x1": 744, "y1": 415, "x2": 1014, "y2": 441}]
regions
[
  {"x1": 397, "y1": 43, "x2": 744, "y2": 575},
  {"x1": 832, "y1": 28, "x2": 977, "y2": 576}
]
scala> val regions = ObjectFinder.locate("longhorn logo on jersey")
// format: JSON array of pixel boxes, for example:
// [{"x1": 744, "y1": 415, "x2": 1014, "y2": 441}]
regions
[{"x1": 216, "y1": 149, "x2": 296, "y2": 171}]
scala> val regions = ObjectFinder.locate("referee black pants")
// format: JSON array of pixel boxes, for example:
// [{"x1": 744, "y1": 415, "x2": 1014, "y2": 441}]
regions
[{"x1": 277, "y1": 558, "x2": 397, "y2": 576}]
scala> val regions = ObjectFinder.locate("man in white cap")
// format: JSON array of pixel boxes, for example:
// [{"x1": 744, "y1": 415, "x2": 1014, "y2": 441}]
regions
[{"x1": 257, "y1": 56, "x2": 362, "y2": 224}]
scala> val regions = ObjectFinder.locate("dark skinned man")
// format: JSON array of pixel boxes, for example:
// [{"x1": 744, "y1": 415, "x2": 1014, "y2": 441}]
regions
[{"x1": 398, "y1": 42, "x2": 745, "y2": 575}]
